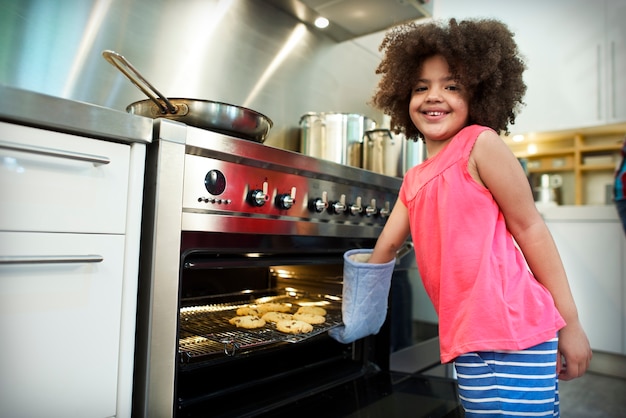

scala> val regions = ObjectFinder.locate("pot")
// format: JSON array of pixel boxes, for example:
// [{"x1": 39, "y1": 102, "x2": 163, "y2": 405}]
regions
[
  {"x1": 102, "y1": 50, "x2": 272, "y2": 143},
  {"x1": 404, "y1": 136, "x2": 427, "y2": 173},
  {"x1": 299, "y1": 112, "x2": 376, "y2": 167},
  {"x1": 362, "y1": 129, "x2": 404, "y2": 177}
]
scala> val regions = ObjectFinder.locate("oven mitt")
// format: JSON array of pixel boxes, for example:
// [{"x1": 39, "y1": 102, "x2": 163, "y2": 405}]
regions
[{"x1": 328, "y1": 249, "x2": 395, "y2": 344}]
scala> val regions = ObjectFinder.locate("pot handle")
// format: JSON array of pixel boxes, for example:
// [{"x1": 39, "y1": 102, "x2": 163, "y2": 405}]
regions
[{"x1": 102, "y1": 50, "x2": 176, "y2": 114}]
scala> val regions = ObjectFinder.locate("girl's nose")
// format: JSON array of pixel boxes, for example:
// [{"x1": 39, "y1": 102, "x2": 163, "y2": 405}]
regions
[{"x1": 426, "y1": 87, "x2": 443, "y2": 101}]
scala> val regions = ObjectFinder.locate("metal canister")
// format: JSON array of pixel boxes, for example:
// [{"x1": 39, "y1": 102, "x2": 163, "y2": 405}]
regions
[
  {"x1": 404, "y1": 136, "x2": 427, "y2": 173},
  {"x1": 299, "y1": 112, "x2": 376, "y2": 167},
  {"x1": 362, "y1": 129, "x2": 404, "y2": 177}
]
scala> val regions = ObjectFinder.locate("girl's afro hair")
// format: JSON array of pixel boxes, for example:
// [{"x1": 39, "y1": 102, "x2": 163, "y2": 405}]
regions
[{"x1": 371, "y1": 18, "x2": 527, "y2": 139}]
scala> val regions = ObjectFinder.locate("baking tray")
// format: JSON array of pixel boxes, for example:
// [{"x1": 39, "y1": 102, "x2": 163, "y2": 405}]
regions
[{"x1": 178, "y1": 293, "x2": 342, "y2": 363}]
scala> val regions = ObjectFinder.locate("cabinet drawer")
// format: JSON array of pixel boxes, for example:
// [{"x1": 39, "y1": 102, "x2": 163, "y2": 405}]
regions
[
  {"x1": 0, "y1": 231, "x2": 125, "y2": 418},
  {"x1": 0, "y1": 122, "x2": 130, "y2": 233}
]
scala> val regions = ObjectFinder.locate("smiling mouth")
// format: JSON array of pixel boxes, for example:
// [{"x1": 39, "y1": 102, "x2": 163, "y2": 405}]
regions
[{"x1": 423, "y1": 111, "x2": 447, "y2": 116}]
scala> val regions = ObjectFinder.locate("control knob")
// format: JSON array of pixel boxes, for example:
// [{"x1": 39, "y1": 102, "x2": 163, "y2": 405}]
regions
[
  {"x1": 379, "y1": 201, "x2": 391, "y2": 218},
  {"x1": 365, "y1": 199, "x2": 378, "y2": 217},
  {"x1": 349, "y1": 196, "x2": 363, "y2": 216},
  {"x1": 247, "y1": 181, "x2": 269, "y2": 207},
  {"x1": 309, "y1": 191, "x2": 328, "y2": 213},
  {"x1": 276, "y1": 187, "x2": 297, "y2": 210},
  {"x1": 329, "y1": 194, "x2": 347, "y2": 214},
  {"x1": 204, "y1": 169, "x2": 226, "y2": 195}
]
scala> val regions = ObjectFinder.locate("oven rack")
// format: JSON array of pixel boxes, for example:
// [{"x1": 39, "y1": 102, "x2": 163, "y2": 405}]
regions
[{"x1": 178, "y1": 295, "x2": 343, "y2": 363}]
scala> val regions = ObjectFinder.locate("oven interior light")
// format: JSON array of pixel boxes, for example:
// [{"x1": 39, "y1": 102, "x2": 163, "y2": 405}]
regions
[
  {"x1": 272, "y1": 269, "x2": 295, "y2": 278},
  {"x1": 299, "y1": 300, "x2": 331, "y2": 306}
]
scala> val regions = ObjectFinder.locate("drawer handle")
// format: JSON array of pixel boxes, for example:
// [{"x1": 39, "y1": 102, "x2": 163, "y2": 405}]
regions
[
  {"x1": 0, "y1": 140, "x2": 111, "y2": 165},
  {"x1": 0, "y1": 255, "x2": 104, "y2": 265}
]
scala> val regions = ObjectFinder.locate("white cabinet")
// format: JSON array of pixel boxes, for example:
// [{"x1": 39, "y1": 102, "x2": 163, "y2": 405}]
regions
[
  {"x1": 0, "y1": 232, "x2": 125, "y2": 418},
  {"x1": 434, "y1": 0, "x2": 626, "y2": 134},
  {"x1": 0, "y1": 122, "x2": 130, "y2": 233},
  {"x1": 546, "y1": 219, "x2": 624, "y2": 354},
  {"x1": 0, "y1": 123, "x2": 146, "y2": 418}
]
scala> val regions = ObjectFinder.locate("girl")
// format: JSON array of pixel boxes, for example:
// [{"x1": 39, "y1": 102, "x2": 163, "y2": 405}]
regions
[{"x1": 368, "y1": 18, "x2": 591, "y2": 417}]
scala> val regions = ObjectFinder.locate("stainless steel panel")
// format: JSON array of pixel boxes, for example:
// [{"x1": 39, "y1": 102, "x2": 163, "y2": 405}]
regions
[
  {"x1": 134, "y1": 121, "x2": 186, "y2": 418},
  {"x1": 0, "y1": 86, "x2": 152, "y2": 144},
  {"x1": 0, "y1": 0, "x2": 386, "y2": 150},
  {"x1": 268, "y1": 0, "x2": 434, "y2": 41},
  {"x1": 180, "y1": 126, "x2": 401, "y2": 236}
]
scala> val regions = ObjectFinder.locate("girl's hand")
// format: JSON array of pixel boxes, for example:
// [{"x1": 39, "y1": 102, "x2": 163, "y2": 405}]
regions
[{"x1": 557, "y1": 319, "x2": 592, "y2": 380}]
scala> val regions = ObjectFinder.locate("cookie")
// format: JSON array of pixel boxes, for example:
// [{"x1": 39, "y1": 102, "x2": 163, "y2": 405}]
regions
[
  {"x1": 275, "y1": 319, "x2": 314, "y2": 334},
  {"x1": 228, "y1": 315, "x2": 266, "y2": 329},
  {"x1": 293, "y1": 312, "x2": 326, "y2": 325},
  {"x1": 236, "y1": 306, "x2": 259, "y2": 316},
  {"x1": 255, "y1": 302, "x2": 292, "y2": 314},
  {"x1": 261, "y1": 311, "x2": 293, "y2": 323},
  {"x1": 296, "y1": 306, "x2": 327, "y2": 316}
]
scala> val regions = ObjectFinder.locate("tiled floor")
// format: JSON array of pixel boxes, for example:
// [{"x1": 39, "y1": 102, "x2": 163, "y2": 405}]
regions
[{"x1": 558, "y1": 372, "x2": 626, "y2": 417}]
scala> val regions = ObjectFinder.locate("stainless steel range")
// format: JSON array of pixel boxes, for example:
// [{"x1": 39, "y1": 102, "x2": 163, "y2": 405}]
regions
[{"x1": 133, "y1": 119, "x2": 461, "y2": 418}]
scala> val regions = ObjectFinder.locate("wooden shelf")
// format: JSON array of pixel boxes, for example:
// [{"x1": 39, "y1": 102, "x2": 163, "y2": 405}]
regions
[
  {"x1": 507, "y1": 125, "x2": 625, "y2": 205},
  {"x1": 580, "y1": 163, "x2": 618, "y2": 171},
  {"x1": 580, "y1": 144, "x2": 622, "y2": 153},
  {"x1": 528, "y1": 166, "x2": 574, "y2": 173}
]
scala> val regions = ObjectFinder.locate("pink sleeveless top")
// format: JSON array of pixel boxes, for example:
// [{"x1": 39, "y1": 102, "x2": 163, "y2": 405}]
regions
[{"x1": 400, "y1": 125, "x2": 565, "y2": 363}]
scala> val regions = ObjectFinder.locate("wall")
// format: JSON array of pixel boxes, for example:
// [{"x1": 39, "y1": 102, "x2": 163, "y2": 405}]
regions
[{"x1": 0, "y1": 0, "x2": 388, "y2": 150}]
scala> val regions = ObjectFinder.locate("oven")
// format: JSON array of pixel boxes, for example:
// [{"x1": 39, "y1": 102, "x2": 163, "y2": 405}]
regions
[{"x1": 132, "y1": 119, "x2": 462, "y2": 418}]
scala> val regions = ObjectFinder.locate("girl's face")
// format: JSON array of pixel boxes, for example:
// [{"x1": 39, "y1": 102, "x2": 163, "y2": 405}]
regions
[{"x1": 409, "y1": 54, "x2": 469, "y2": 143}]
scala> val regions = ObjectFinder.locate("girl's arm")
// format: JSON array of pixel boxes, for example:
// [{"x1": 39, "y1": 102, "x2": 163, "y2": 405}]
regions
[
  {"x1": 369, "y1": 199, "x2": 411, "y2": 264},
  {"x1": 471, "y1": 129, "x2": 592, "y2": 380}
]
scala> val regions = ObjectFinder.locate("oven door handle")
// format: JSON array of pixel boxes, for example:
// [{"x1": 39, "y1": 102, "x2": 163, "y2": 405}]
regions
[
  {"x1": 0, "y1": 254, "x2": 104, "y2": 265},
  {"x1": 396, "y1": 241, "x2": 414, "y2": 261}
]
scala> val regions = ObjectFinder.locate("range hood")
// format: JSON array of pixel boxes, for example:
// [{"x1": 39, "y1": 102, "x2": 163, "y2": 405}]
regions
[{"x1": 265, "y1": 0, "x2": 433, "y2": 42}]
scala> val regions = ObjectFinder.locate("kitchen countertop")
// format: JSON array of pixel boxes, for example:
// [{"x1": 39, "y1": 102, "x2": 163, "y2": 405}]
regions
[
  {"x1": 0, "y1": 84, "x2": 153, "y2": 144},
  {"x1": 537, "y1": 204, "x2": 619, "y2": 221}
]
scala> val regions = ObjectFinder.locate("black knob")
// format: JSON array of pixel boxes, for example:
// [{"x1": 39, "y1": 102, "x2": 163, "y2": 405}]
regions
[
  {"x1": 329, "y1": 196, "x2": 347, "y2": 214},
  {"x1": 247, "y1": 189, "x2": 267, "y2": 207},
  {"x1": 204, "y1": 170, "x2": 226, "y2": 195},
  {"x1": 308, "y1": 191, "x2": 328, "y2": 213},
  {"x1": 276, "y1": 194, "x2": 295, "y2": 210},
  {"x1": 246, "y1": 181, "x2": 269, "y2": 207}
]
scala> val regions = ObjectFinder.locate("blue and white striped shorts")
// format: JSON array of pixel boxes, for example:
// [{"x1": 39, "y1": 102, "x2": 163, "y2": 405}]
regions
[{"x1": 454, "y1": 337, "x2": 560, "y2": 417}]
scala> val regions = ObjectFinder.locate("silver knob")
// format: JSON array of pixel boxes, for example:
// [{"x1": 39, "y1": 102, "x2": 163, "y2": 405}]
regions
[
  {"x1": 331, "y1": 194, "x2": 347, "y2": 214},
  {"x1": 248, "y1": 181, "x2": 269, "y2": 207},
  {"x1": 311, "y1": 191, "x2": 328, "y2": 213},
  {"x1": 277, "y1": 187, "x2": 297, "y2": 210},
  {"x1": 379, "y1": 201, "x2": 391, "y2": 218},
  {"x1": 365, "y1": 198, "x2": 378, "y2": 217},
  {"x1": 349, "y1": 196, "x2": 362, "y2": 216}
]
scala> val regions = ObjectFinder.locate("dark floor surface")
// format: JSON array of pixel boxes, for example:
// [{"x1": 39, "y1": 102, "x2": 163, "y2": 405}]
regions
[{"x1": 557, "y1": 372, "x2": 626, "y2": 417}]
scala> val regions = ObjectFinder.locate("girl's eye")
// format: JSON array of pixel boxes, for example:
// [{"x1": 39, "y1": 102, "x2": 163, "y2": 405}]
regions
[
  {"x1": 446, "y1": 84, "x2": 461, "y2": 91},
  {"x1": 414, "y1": 86, "x2": 427, "y2": 93}
]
